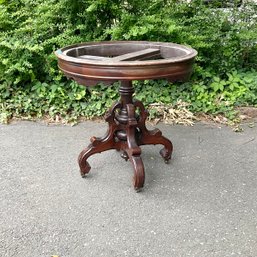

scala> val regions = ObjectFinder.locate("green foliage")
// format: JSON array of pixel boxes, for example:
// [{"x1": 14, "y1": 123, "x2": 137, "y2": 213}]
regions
[
  {"x1": 0, "y1": 80, "x2": 120, "y2": 124},
  {"x1": 1, "y1": 70, "x2": 256, "y2": 124},
  {"x1": 186, "y1": 70, "x2": 257, "y2": 119},
  {"x1": 0, "y1": 0, "x2": 257, "y2": 123}
]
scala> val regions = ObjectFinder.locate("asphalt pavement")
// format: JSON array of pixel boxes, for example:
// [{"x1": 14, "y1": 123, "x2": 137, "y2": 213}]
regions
[{"x1": 0, "y1": 121, "x2": 257, "y2": 257}]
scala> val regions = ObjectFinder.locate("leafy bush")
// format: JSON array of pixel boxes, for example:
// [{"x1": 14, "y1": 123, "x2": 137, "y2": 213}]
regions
[{"x1": 0, "y1": 0, "x2": 256, "y2": 123}]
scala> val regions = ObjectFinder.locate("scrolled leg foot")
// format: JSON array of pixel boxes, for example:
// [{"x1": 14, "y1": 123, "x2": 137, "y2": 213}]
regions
[
  {"x1": 79, "y1": 161, "x2": 91, "y2": 178},
  {"x1": 121, "y1": 151, "x2": 129, "y2": 161},
  {"x1": 78, "y1": 148, "x2": 93, "y2": 177},
  {"x1": 160, "y1": 147, "x2": 172, "y2": 163},
  {"x1": 131, "y1": 156, "x2": 145, "y2": 191}
]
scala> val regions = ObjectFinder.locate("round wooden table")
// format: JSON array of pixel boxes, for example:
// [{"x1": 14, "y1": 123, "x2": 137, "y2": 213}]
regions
[{"x1": 55, "y1": 41, "x2": 197, "y2": 191}]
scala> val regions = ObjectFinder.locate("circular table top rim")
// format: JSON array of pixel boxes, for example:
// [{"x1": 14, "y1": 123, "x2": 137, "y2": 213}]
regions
[{"x1": 55, "y1": 41, "x2": 197, "y2": 67}]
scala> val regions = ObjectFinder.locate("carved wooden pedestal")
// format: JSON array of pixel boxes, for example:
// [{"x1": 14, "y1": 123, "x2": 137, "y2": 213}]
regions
[{"x1": 78, "y1": 81, "x2": 173, "y2": 191}]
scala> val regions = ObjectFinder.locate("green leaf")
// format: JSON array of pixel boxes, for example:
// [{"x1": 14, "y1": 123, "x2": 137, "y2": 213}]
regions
[{"x1": 86, "y1": 4, "x2": 97, "y2": 13}]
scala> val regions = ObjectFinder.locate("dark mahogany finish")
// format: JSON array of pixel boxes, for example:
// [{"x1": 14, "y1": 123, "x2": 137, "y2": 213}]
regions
[{"x1": 55, "y1": 41, "x2": 197, "y2": 191}]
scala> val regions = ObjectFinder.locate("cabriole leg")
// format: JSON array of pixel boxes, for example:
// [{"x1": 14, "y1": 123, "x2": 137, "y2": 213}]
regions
[
  {"x1": 134, "y1": 100, "x2": 173, "y2": 163},
  {"x1": 124, "y1": 103, "x2": 145, "y2": 191},
  {"x1": 78, "y1": 102, "x2": 121, "y2": 177}
]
